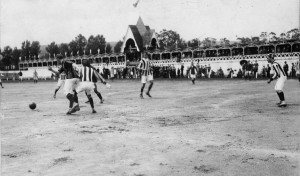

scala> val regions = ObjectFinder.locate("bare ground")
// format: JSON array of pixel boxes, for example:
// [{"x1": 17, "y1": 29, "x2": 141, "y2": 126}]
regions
[{"x1": 1, "y1": 79, "x2": 300, "y2": 176}]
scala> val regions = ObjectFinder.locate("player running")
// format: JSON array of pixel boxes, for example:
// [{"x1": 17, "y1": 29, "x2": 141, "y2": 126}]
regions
[
  {"x1": 77, "y1": 59, "x2": 111, "y2": 113},
  {"x1": 267, "y1": 53, "x2": 287, "y2": 107},
  {"x1": 84, "y1": 65, "x2": 109, "y2": 104},
  {"x1": 189, "y1": 62, "x2": 197, "y2": 84},
  {"x1": 48, "y1": 54, "x2": 81, "y2": 114},
  {"x1": 53, "y1": 69, "x2": 66, "y2": 98},
  {"x1": 137, "y1": 52, "x2": 154, "y2": 99}
]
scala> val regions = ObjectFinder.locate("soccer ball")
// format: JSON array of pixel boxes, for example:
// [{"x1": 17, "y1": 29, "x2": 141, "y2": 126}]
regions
[{"x1": 29, "y1": 102, "x2": 36, "y2": 110}]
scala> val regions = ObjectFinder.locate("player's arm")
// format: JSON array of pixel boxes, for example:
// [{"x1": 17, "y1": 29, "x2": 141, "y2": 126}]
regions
[
  {"x1": 93, "y1": 71, "x2": 111, "y2": 88},
  {"x1": 48, "y1": 66, "x2": 60, "y2": 76}
]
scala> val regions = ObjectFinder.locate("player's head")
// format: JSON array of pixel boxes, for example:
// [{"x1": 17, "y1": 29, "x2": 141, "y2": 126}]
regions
[
  {"x1": 56, "y1": 54, "x2": 64, "y2": 64},
  {"x1": 267, "y1": 53, "x2": 275, "y2": 63},
  {"x1": 82, "y1": 59, "x2": 90, "y2": 67}
]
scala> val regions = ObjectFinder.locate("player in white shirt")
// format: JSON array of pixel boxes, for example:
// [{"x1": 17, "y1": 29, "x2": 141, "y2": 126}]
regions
[
  {"x1": 53, "y1": 69, "x2": 66, "y2": 98},
  {"x1": 267, "y1": 53, "x2": 287, "y2": 107}
]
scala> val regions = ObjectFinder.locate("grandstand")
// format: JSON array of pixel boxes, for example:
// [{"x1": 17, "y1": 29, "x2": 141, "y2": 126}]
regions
[{"x1": 13, "y1": 17, "x2": 300, "y2": 80}]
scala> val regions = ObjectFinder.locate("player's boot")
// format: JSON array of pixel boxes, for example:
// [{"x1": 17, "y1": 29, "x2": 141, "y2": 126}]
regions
[
  {"x1": 276, "y1": 101, "x2": 282, "y2": 105},
  {"x1": 100, "y1": 99, "x2": 104, "y2": 104},
  {"x1": 74, "y1": 104, "x2": 80, "y2": 111},
  {"x1": 146, "y1": 91, "x2": 152, "y2": 98},
  {"x1": 140, "y1": 93, "x2": 144, "y2": 99},
  {"x1": 278, "y1": 101, "x2": 287, "y2": 107},
  {"x1": 92, "y1": 109, "x2": 97, "y2": 113}
]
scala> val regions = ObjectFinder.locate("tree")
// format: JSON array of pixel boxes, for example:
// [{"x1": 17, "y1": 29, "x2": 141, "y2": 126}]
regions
[
  {"x1": 105, "y1": 43, "x2": 112, "y2": 54},
  {"x1": 187, "y1": 38, "x2": 199, "y2": 48},
  {"x1": 21, "y1": 40, "x2": 31, "y2": 60},
  {"x1": 30, "y1": 41, "x2": 41, "y2": 59},
  {"x1": 12, "y1": 47, "x2": 21, "y2": 69},
  {"x1": 157, "y1": 29, "x2": 183, "y2": 50},
  {"x1": 220, "y1": 38, "x2": 230, "y2": 47},
  {"x1": 237, "y1": 37, "x2": 251, "y2": 46},
  {"x1": 269, "y1": 32, "x2": 277, "y2": 42},
  {"x1": 46, "y1": 42, "x2": 60, "y2": 58},
  {"x1": 260, "y1": 32, "x2": 268, "y2": 44},
  {"x1": 251, "y1": 37, "x2": 260, "y2": 44},
  {"x1": 69, "y1": 40, "x2": 78, "y2": 56},
  {"x1": 85, "y1": 34, "x2": 107, "y2": 55},
  {"x1": 280, "y1": 33, "x2": 286, "y2": 42},
  {"x1": 202, "y1": 37, "x2": 217, "y2": 48},
  {"x1": 114, "y1": 40, "x2": 123, "y2": 53},
  {"x1": 1, "y1": 46, "x2": 13, "y2": 69},
  {"x1": 59, "y1": 43, "x2": 70, "y2": 57},
  {"x1": 75, "y1": 34, "x2": 87, "y2": 56}
]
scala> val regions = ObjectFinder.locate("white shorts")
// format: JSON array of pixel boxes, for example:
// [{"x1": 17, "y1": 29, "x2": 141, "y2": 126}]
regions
[
  {"x1": 63, "y1": 78, "x2": 80, "y2": 95},
  {"x1": 141, "y1": 75, "x2": 153, "y2": 84},
  {"x1": 275, "y1": 76, "x2": 287, "y2": 91},
  {"x1": 190, "y1": 74, "x2": 196, "y2": 79},
  {"x1": 57, "y1": 78, "x2": 65, "y2": 87},
  {"x1": 76, "y1": 81, "x2": 95, "y2": 95}
]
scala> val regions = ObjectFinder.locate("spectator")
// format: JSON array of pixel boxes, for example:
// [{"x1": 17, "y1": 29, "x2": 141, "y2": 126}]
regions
[
  {"x1": 253, "y1": 60, "x2": 259, "y2": 79},
  {"x1": 283, "y1": 61, "x2": 289, "y2": 77},
  {"x1": 181, "y1": 63, "x2": 184, "y2": 78}
]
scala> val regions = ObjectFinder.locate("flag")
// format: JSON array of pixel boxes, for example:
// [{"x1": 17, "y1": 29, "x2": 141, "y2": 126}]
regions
[{"x1": 133, "y1": 0, "x2": 140, "y2": 7}]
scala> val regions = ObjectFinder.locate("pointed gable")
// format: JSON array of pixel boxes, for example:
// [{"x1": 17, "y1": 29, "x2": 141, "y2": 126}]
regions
[{"x1": 136, "y1": 16, "x2": 147, "y2": 36}]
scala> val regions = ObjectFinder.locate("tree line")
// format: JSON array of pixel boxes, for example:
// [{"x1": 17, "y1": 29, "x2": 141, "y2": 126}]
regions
[{"x1": 1, "y1": 28, "x2": 299, "y2": 70}]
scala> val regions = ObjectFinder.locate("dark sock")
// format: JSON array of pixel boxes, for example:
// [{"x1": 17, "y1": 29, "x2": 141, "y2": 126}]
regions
[
  {"x1": 148, "y1": 82, "x2": 153, "y2": 92},
  {"x1": 276, "y1": 92, "x2": 280, "y2": 100},
  {"x1": 141, "y1": 84, "x2": 145, "y2": 94},
  {"x1": 66, "y1": 93, "x2": 74, "y2": 108},
  {"x1": 279, "y1": 92, "x2": 285, "y2": 101},
  {"x1": 95, "y1": 90, "x2": 103, "y2": 100},
  {"x1": 73, "y1": 92, "x2": 78, "y2": 104},
  {"x1": 54, "y1": 89, "x2": 59, "y2": 96},
  {"x1": 87, "y1": 95, "x2": 94, "y2": 108}
]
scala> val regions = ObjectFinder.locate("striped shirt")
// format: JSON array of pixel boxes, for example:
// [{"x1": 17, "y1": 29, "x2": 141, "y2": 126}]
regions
[
  {"x1": 138, "y1": 58, "x2": 152, "y2": 76},
  {"x1": 271, "y1": 62, "x2": 286, "y2": 79},
  {"x1": 80, "y1": 66, "x2": 95, "y2": 82}
]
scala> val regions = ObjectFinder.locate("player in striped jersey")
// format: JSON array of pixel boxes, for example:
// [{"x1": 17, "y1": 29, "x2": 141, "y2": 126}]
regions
[
  {"x1": 137, "y1": 52, "x2": 154, "y2": 99},
  {"x1": 76, "y1": 59, "x2": 111, "y2": 113},
  {"x1": 267, "y1": 53, "x2": 287, "y2": 107}
]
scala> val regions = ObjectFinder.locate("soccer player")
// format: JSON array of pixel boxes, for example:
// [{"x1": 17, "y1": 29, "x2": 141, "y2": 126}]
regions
[
  {"x1": 189, "y1": 62, "x2": 197, "y2": 84},
  {"x1": 84, "y1": 67, "x2": 108, "y2": 104},
  {"x1": 267, "y1": 53, "x2": 287, "y2": 107},
  {"x1": 33, "y1": 70, "x2": 38, "y2": 83},
  {"x1": 53, "y1": 70, "x2": 66, "y2": 98},
  {"x1": 77, "y1": 59, "x2": 111, "y2": 113},
  {"x1": 138, "y1": 52, "x2": 153, "y2": 99},
  {"x1": 48, "y1": 54, "x2": 81, "y2": 114}
]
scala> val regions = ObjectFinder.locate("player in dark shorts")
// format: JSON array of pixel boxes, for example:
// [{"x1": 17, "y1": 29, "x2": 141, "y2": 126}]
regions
[{"x1": 48, "y1": 54, "x2": 81, "y2": 114}]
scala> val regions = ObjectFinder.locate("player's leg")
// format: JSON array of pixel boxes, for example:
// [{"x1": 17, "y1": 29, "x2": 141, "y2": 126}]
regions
[
  {"x1": 94, "y1": 83, "x2": 104, "y2": 103},
  {"x1": 0, "y1": 81, "x2": 3, "y2": 88},
  {"x1": 146, "y1": 75, "x2": 153, "y2": 97},
  {"x1": 275, "y1": 78, "x2": 287, "y2": 107},
  {"x1": 140, "y1": 76, "x2": 146, "y2": 98},
  {"x1": 86, "y1": 90, "x2": 96, "y2": 113},
  {"x1": 65, "y1": 79, "x2": 80, "y2": 114}
]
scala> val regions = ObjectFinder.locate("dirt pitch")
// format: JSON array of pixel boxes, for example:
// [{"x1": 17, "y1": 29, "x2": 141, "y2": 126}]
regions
[{"x1": 1, "y1": 79, "x2": 300, "y2": 176}]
